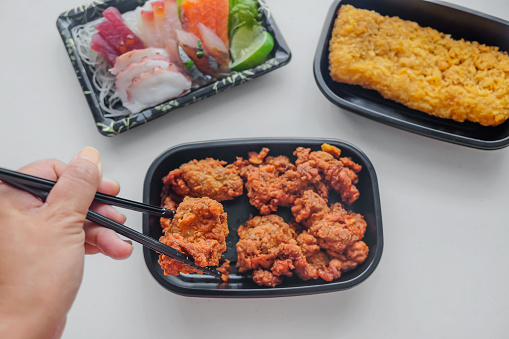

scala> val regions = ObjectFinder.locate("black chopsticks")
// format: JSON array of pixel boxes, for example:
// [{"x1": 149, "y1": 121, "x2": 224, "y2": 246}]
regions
[
  {"x1": 0, "y1": 167, "x2": 175, "y2": 218},
  {"x1": 0, "y1": 167, "x2": 222, "y2": 279}
]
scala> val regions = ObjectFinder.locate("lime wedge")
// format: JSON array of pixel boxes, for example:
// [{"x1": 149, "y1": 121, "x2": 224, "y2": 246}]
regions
[{"x1": 230, "y1": 27, "x2": 274, "y2": 72}]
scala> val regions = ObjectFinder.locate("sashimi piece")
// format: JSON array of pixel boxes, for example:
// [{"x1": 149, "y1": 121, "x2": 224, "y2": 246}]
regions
[
  {"x1": 198, "y1": 23, "x2": 229, "y2": 72},
  {"x1": 180, "y1": 0, "x2": 216, "y2": 40},
  {"x1": 95, "y1": 20, "x2": 124, "y2": 54},
  {"x1": 151, "y1": 0, "x2": 183, "y2": 67},
  {"x1": 176, "y1": 29, "x2": 221, "y2": 77},
  {"x1": 91, "y1": 33, "x2": 119, "y2": 65},
  {"x1": 115, "y1": 57, "x2": 172, "y2": 103},
  {"x1": 164, "y1": 0, "x2": 182, "y2": 33},
  {"x1": 110, "y1": 47, "x2": 169, "y2": 74},
  {"x1": 180, "y1": 0, "x2": 228, "y2": 47},
  {"x1": 124, "y1": 66, "x2": 192, "y2": 113},
  {"x1": 214, "y1": 0, "x2": 229, "y2": 47},
  {"x1": 100, "y1": 7, "x2": 145, "y2": 53},
  {"x1": 139, "y1": 10, "x2": 165, "y2": 48}
]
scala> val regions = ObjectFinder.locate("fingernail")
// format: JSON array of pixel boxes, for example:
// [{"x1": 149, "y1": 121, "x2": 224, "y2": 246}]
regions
[
  {"x1": 121, "y1": 214, "x2": 127, "y2": 223},
  {"x1": 78, "y1": 147, "x2": 100, "y2": 164},
  {"x1": 102, "y1": 177, "x2": 120, "y2": 191},
  {"x1": 78, "y1": 147, "x2": 102, "y2": 177}
]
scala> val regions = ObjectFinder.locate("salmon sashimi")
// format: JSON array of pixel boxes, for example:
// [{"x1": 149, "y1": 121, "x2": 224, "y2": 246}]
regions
[
  {"x1": 180, "y1": 0, "x2": 229, "y2": 47},
  {"x1": 214, "y1": 0, "x2": 229, "y2": 47}
]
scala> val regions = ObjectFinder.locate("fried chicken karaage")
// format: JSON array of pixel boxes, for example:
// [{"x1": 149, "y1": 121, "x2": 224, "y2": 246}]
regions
[
  {"x1": 234, "y1": 148, "x2": 329, "y2": 215},
  {"x1": 158, "y1": 144, "x2": 369, "y2": 287},
  {"x1": 236, "y1": 215, "x2": 306, "y2": 287},
  {"x1": 162, "y1": 158, "x2": 243, "y2": 202},
  {"x1": 294, "y1": 145, "x2": 362, "y2": 205},
  {"x1": 159, "y1": 196, "x2": 229, "y2": 276},
  {"x1": 292, "y1": 190, "x2": 367, "y2": 257},
  {"x1": 234, "y1": 144, "x2": 362, "y2": 215}
]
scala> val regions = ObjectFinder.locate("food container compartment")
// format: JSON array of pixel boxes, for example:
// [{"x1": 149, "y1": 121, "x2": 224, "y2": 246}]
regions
[
  {"x1": 143, "y1": 138, "x2": 383, "y2": 297},
  {"x1": 314, "y1": 0, "x2": 509, "y2": 150},
  {"x1": 57, "y1": 0, "x2": 291, "y2": 136}
]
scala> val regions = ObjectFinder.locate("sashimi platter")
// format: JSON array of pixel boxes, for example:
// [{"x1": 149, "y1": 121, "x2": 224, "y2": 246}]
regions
[{"x1": 57, "y1": 0, "x2": 290, "y2": 136}]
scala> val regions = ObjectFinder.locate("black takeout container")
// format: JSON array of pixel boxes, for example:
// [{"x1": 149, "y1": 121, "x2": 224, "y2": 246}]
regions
[
  {"x1": 57, "y1": 0, "x2": 291, "y2": 137},
  {"x1": 314, "y1": 0, "x2": 509, "y2": 150},
  {"x1": 143, "y1": 138, "x2": 383, "y2": 297}
]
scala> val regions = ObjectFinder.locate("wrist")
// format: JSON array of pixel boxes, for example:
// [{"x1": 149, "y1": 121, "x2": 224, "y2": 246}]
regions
[{"x1": 0, "y1": 289, "x2": 64, "y2": 339}]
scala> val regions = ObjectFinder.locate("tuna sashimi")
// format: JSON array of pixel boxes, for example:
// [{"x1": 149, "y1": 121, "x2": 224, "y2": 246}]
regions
[
  {"x1": 124, "y1": 66, "x2": 192, "y2": 113},
  {"x1": 115, "y1": 57, "x2": 172, "y2": 103},
  {"x1": 91, "y1": 33, "x2": 120, "y2": 65},
  {"x1": 110, "y1": 47, "x2": 169, "y2": 74},
  {"x1": 100, "y1": 7, "x2": 145, "y2": 54}
]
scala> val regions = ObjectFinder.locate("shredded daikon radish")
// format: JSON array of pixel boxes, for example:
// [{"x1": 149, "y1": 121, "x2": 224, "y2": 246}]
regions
[{"x1": 71, "y1": 11, "x2": 141, "y2": 117}]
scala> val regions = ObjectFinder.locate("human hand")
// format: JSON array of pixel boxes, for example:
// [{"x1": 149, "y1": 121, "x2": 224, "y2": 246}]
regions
[{"x1": 0, "y1": 148, "x2": 133, "y2": 339}]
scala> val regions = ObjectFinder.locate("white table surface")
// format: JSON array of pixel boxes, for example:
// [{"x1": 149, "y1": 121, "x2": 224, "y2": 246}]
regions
[{"x1": 2, "y1": 0, "x2": 509, "y2": 338}]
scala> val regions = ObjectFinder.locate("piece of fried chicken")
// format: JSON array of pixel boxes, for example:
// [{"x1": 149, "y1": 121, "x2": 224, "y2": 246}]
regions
[
  {"x1": 292, "y1": 190, "x2": 368, "y2": 266},
  {"x1": 293, "y1": 230, "x2": 343, "y2": 281},
  {"x1": 162, "y1": 158, "x2": 243, "y2": 202},
  {"x1": 159, "y1": 196, "x2": 229, "y2": 276},
  {"x1": 235, "y1": 148, "x2": 329, "y2": 215},
  {"x1": 236, "y1": 214, "x2": 306, "y2": 287},
  {"x1": 294, "y1": 144, "x2": 362, "y2": 205}
]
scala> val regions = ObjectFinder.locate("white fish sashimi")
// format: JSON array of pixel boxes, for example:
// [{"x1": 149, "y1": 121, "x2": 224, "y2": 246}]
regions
[
  {"x1": 197, "y1": 23, "x2": 229, "y2": 73},
  {"x1": 115, "y1": 57, "x2": 171, "y2": 103},
  {"x1": 110, "y1": 47, "x2": 168, "y2": 74},
  {"x1": 124, "y1": 67, "x2": 192, "y2": 113},
  {"x1": 164, "y1": 0, "x2": 182, "y2": 33},
  {"x1": 176, "y1": 29, "x2": 221, "y2": 78},
  {"x1": 139, "y1": 10, "x2": 165, "y2": 48},
  {"x1": 151, "y1": 1, "x2": 183, "y2": 67}
]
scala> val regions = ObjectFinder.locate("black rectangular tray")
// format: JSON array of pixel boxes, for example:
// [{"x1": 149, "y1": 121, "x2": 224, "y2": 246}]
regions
[
  {"x1": 57, "y1": 0, "x2": 291, "y2": 136},
  {"x1": 314, "y1": 0, "x2": 509, "y2": 150},
  {"x1": 142, "y1": 138, "x2": 383, "y2": 297}
]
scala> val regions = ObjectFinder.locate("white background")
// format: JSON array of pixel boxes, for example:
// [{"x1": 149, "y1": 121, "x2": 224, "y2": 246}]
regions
[{"x1": 2, "y1": 0, "x2": 509, "y2": 338}]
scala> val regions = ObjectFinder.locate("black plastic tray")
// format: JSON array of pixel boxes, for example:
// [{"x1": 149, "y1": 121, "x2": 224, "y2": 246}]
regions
[
  {"x1": 314, "y1": 0, "x2": 509, "y2": 150},
  {"x1": 142, "y1": 138, "x2": 383, "y2": 297},
  {"x1": 57, "y1": 0, "x2": 291, "y2": 136}
]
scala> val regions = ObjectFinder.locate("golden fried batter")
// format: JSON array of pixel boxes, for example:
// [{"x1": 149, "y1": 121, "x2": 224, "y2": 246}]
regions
[
  {"x1": 159, "y1": 197, "x2": 228, "y2": 276},
  {"x1": 329, "y1": 5, "x2": 509, "y2": 126},
  {"x1": 159, "y1": 144, "x2": 369, "y2": 286},
  {"x1": 236, "y1": 215, "x2": 305, "y2": 287},
  {"x1": 235, "y1": 149, "x2": 329, "y2": 214},
  {"x1": 336, "y1": 241, "x2": 370, "y2": 272},
  {"x1": 293, "y1": 231, "x2": 343, "y2": 281},
  {"x1": 294, "y1": 145, "x2": 362, "y2": 205},
  {"x1": 292, "y1": 190, "x2": 367, "y2": 257},
  {"x1": 163, "y1": 158, "x2": 243, "y2": 202}
]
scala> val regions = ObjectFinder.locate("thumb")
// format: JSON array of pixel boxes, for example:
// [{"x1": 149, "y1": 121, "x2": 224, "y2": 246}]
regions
[{"x1": 45, "y1": 147, "x2": 102, "y2": 218}]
